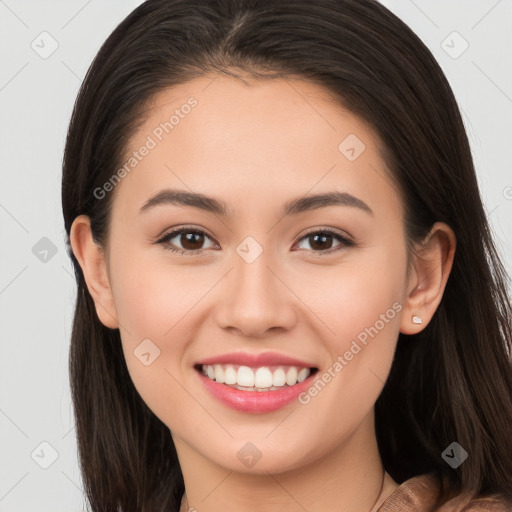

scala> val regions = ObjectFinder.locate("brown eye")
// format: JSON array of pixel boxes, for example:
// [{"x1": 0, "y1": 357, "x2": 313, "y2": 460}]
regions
[
  {"x1": 295, "y1": 229, "x2": 354, "y2": 254},
  {"x1": 155, "y1": 228, "x2": 217, "y2": 254},
  {"x1": 179, "y1": 232, "x2": 205, "y2": 250},
  {"x1": 308, "y1": 233, "x2": 335, "y2": 251},
  {"x1": 155, "y1": 227, "x2": 353, "y2": 256}
]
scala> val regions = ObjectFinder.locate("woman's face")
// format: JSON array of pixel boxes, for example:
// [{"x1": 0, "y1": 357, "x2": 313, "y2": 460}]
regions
[{"x1": 93, "y1": 74, "x2": 413, "y2": 473}]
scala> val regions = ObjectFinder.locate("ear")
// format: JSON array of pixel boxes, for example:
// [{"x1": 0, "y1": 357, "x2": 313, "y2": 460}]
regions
[
  {"x1": 69, "y1": 215, "x2": 119, "y2": 329},
  {"x1": 400, "y1": 222, "x2": 456, "y2": 335}
]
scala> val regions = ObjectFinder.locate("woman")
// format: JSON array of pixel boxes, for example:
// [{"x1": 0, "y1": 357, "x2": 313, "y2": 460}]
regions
[{"x1": 62, "y1": 0, "x2": 512, "y2": 510}]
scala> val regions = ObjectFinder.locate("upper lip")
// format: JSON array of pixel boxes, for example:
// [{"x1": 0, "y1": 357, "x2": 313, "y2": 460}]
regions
[{"x1": 196, "y1": 351, "x2": 317, "y2": 368}]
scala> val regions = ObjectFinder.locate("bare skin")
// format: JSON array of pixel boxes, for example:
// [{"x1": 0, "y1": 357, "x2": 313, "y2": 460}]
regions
[{"x1": 70, "y1": 73, "x2": 456, "y2": 512}]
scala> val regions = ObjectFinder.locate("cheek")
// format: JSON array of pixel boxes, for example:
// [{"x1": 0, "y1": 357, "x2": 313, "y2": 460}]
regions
[
  {"x1": 107, "y1": 246, "x2": 184, "y2": 374},
  {"x1": 290, "y1": 256, "x2": 404, "y2": 437},
  {"x1": 110, "y1": 242, "x2": 201, "y2": 339},
  {"x1": 295, "y1": 245, "x2": 406, "y2": 416},
  {"x1": 109, "y1": 252, "x2": 199, "y2": 426},
  {"x1": 300, "y1": 246, "x2": 404, "y2": 344}
]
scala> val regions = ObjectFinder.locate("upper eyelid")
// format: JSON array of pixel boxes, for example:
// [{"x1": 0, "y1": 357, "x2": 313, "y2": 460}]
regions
[
  {"x1": 157, "y1": 226, "x2": 216, "y2": 243},
  {"x1": 299, "y1": 226, "x2": 352, "y2": 239},
  {"x1": 156, "y1": 226, "x2": 352, "y2": 250}
]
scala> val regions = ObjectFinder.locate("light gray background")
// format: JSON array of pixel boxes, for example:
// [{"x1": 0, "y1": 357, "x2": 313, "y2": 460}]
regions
[{"x1": 1, "y1": 1, "x2": 511, "y2": 511}]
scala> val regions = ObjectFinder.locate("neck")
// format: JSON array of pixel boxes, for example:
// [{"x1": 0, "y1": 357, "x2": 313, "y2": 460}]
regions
[{"x1": 175, "y1": 411, "x2": 399, "y2": 512}]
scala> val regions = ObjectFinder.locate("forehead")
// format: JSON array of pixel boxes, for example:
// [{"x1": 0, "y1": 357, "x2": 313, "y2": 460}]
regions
[{"x1": 112, "y1": 74, "x2": 402, "y2": 223}]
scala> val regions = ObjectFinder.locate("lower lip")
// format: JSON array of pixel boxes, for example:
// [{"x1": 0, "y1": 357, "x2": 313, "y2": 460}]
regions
[{"x1": 196, "y1": 369, "x2": 316, "y2": 413}]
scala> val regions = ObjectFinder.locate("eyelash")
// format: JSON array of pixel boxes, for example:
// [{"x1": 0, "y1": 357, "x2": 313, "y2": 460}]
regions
[{"x1": 154, "y1": 226, "x2": 355, "y2": 256}]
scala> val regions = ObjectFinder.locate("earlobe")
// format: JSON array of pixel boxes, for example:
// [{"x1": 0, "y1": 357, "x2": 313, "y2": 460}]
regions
[
  {"x1": 400, "y1": 222, "x2": 456, "y2": 335},
  {"x1": 69, "y1": 215, "x2": 119, "y2": 329}
]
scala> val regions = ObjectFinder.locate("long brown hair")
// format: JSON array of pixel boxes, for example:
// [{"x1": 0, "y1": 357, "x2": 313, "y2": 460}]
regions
[{"x1": 61, "y1": 1, "x2": 512, "y2": 510}]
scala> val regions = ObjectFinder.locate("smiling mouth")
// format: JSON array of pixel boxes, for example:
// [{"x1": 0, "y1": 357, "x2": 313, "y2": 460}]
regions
[{"x1": 194, "y1": 363, "x2": 319, "y2": 391}]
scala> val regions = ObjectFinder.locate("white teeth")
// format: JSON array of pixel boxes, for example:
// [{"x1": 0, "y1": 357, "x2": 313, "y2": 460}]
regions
[
  {"x1": 237, "y1": 366, "x2": 254, "y2": 387},
  {"x1": 285, "y1": 367, "x2": 298, "y2": 386},
  {"x1": 297, "y1": 368, "x2": 310, "y2": 383},
  {"x1": 224, "y1": 366, "x2": 237, "y2": 385},
  {"x1": 200, "y1": 364, "x2": 312, "y2": 390},
  {"x1": 272, "y1": 367, "x2": 286, "y2": 387},
  {"x1": 254, "y1": 367, "x2": 273, "y2": 388},
  {"x1": 214, "y1": 364, "x2": 224, "y2": 384}
]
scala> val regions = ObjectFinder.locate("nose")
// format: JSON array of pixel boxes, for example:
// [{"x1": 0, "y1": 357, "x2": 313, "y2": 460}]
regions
[{"x1": 214, "y1": 252, "x2": 297, "y2": 339}]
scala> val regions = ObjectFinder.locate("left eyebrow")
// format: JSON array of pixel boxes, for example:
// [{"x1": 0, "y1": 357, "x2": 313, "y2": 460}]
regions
[
  {"x1": 283, "y1": 191, "x2": 373, "y2": 217},
  {"x1": 138, "y1": 188, "x2": 373, "y2": 217}
]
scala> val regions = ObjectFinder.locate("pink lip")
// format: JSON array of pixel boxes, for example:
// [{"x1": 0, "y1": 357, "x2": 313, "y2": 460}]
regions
[
  {"x1": 196, "y1": 370, "x2": 316, "y2": 413},
  {"x1": 196, "y1": 351, "x2": 316, "y2": 368}
]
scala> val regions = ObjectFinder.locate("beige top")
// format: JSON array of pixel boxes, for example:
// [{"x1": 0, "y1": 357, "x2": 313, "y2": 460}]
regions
[{"x1": 377, "y1": 473, "x2": 512, "y2": 511}]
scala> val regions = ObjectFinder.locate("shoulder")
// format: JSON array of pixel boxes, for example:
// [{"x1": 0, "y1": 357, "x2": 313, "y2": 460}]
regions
[
  {"x1": 444, "y1": 493, "x2": 512, "y2": 511},
  {"x1": 377, "y1": 473, "x2": 442, "y2": 511},
  {"x1": 378, "y1": 473, "x2": 512, "y2": 512}
]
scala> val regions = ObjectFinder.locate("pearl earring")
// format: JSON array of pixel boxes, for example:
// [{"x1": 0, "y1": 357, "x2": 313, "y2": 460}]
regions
[{"x1": 412, "y1": 315, "x2": 423, "y2": 324}]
